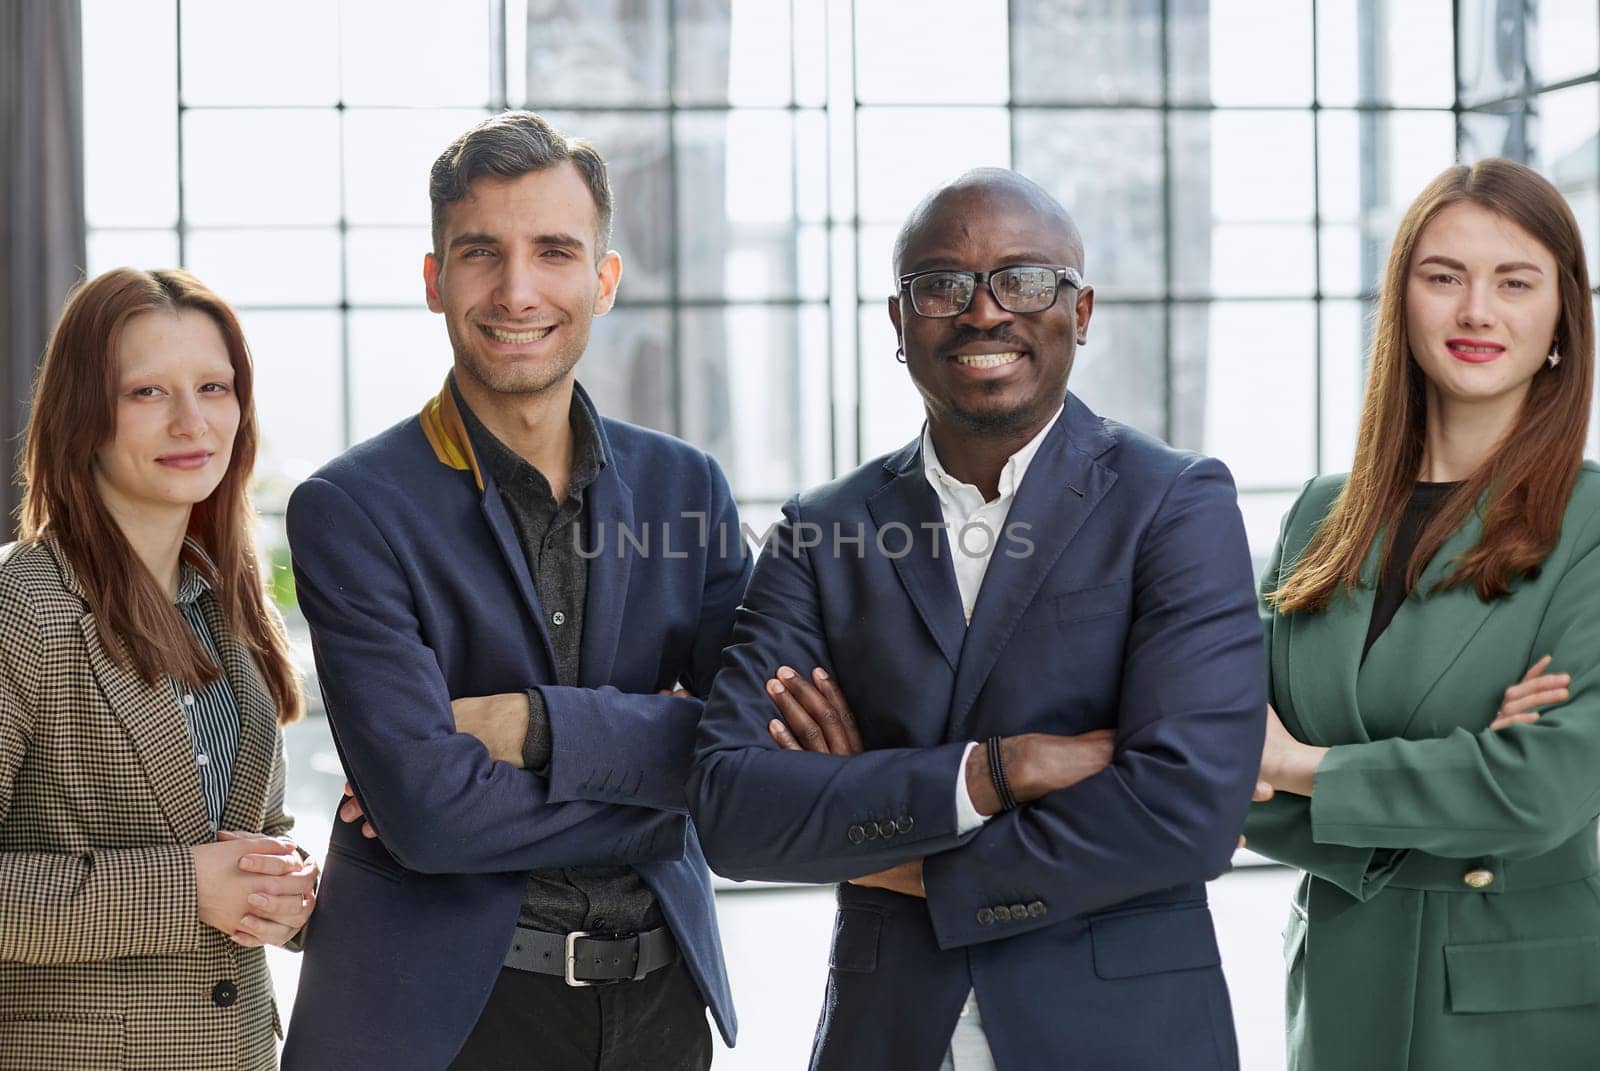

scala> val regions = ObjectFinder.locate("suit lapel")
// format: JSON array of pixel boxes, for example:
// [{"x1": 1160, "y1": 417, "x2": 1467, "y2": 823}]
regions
[
  {"x1": 1283, "y1": 549, "x2": 1377, "y2": 746},
  {"x1": 866, "y1": 440, "x2": 966, "y2": 671},
  {"x1": 203, "y1": 593, "x2": 276, "y2": 834},
  {"x1": 1361, "y1": 506, "x2": 1502, "y2": 738},
  {"x1": 480, "y1": 481, "x2": 560, "y2": 676},
  {"x1": 579, "y1": 411, "x2": 633, "y2": 688},
  {"x1": 946, "y1": 400, "x2": 1116, "y2": 739},
  {"x1": 79, "y1": 614, "x2": 213, "y2": 845}
]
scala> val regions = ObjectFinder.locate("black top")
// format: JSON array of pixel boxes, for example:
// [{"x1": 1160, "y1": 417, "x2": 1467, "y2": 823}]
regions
[
  {"x1": 456, "y1": 379, "x2": 662, "y2": 936},
  {"x1": 1361, "y1": 481, "x2": 1463, "y2": 663}
]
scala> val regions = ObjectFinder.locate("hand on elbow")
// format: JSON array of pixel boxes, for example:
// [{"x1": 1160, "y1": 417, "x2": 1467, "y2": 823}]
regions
[
  {"x1": 963, "y1": 730, "x2": 1116, "y2": 816},
  {"x1": 193, "y1": 833, "x2": 318, "y2": 948}
]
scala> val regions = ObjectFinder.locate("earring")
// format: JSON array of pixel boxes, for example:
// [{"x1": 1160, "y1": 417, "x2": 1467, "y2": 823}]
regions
[
  {"x1": 895, "y1": 346, "x2": 907, "y2": 364},
  {"x1": 1548, "y1": 345, "x2": 1562, "y2": 369}
]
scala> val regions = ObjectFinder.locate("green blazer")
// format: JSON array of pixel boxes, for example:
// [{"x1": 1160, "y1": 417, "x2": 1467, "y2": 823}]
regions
[{"x1": 1245, "y1": 465, "x2": 1600, "y2": 1071}]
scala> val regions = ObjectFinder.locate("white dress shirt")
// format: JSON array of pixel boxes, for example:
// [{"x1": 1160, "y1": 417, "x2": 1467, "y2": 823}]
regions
[{"x1": 920, "y1": 405, "x2": 1064, "y2": 1069}]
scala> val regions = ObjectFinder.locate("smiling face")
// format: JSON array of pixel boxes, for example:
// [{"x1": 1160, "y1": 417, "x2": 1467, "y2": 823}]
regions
[
  {"x1": 423, "y1": 162, "x2": 621, "y2": 400},
  {"x1": 1405, "y1": 200, "x2": 1562, "y2": 412},
  {"x1": 888, "y1": 183, "x2": 1093, "y2": 441},
  {"x1": 94, "y1": 308, "x2": 241, "y2": 523}
]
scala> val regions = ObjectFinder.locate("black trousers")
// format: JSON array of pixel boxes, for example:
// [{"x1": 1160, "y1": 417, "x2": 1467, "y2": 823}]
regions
[{"x1": 446, "y1": 958, "x2": 712, "y2": 1071}]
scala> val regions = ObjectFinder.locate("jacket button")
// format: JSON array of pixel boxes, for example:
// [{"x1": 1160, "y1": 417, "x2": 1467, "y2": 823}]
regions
[
  {"x1": 1463, "y1": 868, "x2": 1495, "y2": 889},
  {"x1": 863, "y1": 822, "x2": 880, "y2": 840},
  {"x1": 847, "y1": 824, "x2": 865, "y2": 844},
  {"x1": 1027, "y1": 900, "x2": 1047, "y2": 918},
  {"x1": 896, "y1": 816, "x2": 913, "y2": 834},
  {"x1": 876, "y1": 820, "x2": 897, "y2": 838},
  {"x1": 211, "y1": 980, "x2": 237, "y2": 1007},
  {"x1": 1008, "y1": 903, "x2": 1026, "y2": 920},
  {"x1": 994, "y1": 905, "x2": 1012, "y2": 922},
  {"x1": 976, "y1": 908, "x2": 995, "y2": 925}
]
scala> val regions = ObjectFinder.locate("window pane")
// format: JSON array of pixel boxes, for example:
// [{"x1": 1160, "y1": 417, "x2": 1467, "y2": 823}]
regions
[
  {"x1": 856, "y1": 108, "x2": 1010, "y2": 224},
  {"x1": 1070, "y1": 304, "x2": 1166, "y2": 440},
  {"x1": 343, "y1": 109, "x2": 490, "y2": 227},
  {"x1": 1320, "y1": 299, "x2": 1370, "y2": 475},
  {"x1": 857, "y1": 224, "x2": 898, "y2": 301},
  {"x1": 1459, "y1": 103, "x2": 1531, "y2": 162},
  {"x1": 1172, "y1": 113, "x2": 1316, "y2": 297},
  {"x1": 1172, "y1": 301, "x2": 1316, "y2": 488},
  {"x1": 543, "y1": 113, "x2": 673, "y2": 302},
  {"x1": 1165, "y1": 0, "x2": 1211, "y2": 104},
  {"x1": 1458, "y1": 0, "x2": 1527, "y2": 106},
  {"x1": 1534, "y1": 83, "x2": 1600, "y2": 284},
  {"x1": 87, "y1": 230, "x2": 181, "y2": 276},
  {"x1": 181, "y1": 0, "x2": 338, "y2": 105},
  {"x1": 83, "y1": 0, "x2": 178, "y2": 227},
  {"x1": 346, "y1": 227, "x2": 431, "y2": 305},
  {"x1": 1012, "y1": 0, "x2": 1161, "y2": 105},
  {"x1": 1014, "y1": 110, "x2": 1164, "y2": 300},
  {"x1": 854, "y1": 0, "x2": 1009, "y2": 104},
  {"x1": 677, "y1": 112, "x2": 803, "y2": 300},
  {"x1": 524, "y1": 0, "x2": 669, "y2": 106},
  {"x1": 1240, "y1": 491, "x2": 1300, "y2": 575},
  {"x1": 185, "y1": 228, "x2": 342, "y2": 306},
  {"x1": 1316, "y1": 0, "x2": 1452, "y2": 107},
  {"x1": 1318, "y1": 110, "x2": 1456, "y2": 295},
  {"x1": 680, "y1": 306, "x2": 830, "y2": 499},
  {"x1": 794, "y1": 0, "x2": 828, "y2": 106},
  {"x1": 342, "y1": 0, "x2": 495, "y2": 106},
  {"x1": 183, "y1": 111, "x2": 341, "y2": 225},
  {"x1": 348, "y1": 310, "x2": 451, "y2": 442},
  {"x1": 678, "y1": 0, "x2": 792, "y2": 106},
  {"x1": 1537, "y1": 0, "x2": 1600, "y2": 86},
  {"x1": 1182, "y1": 0, "x2": 1313, "y2": 106},
  {"x1": 858, "y1": 304, "x2": 925, "y2": 460},
  {"x1": 238, "y1": 310, "x2": 344, "y2": 484},
  {"x1": 576, "y1": 308, "x2": 675, "y2": 433}
]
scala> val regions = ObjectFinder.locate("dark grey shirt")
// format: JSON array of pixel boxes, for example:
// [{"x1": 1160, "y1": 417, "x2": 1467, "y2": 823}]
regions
[{"x1": 455, "y1": 381, "x2": 662, "y2": 935}]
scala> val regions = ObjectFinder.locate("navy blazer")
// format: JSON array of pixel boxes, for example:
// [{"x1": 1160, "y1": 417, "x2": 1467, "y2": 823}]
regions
[
  {"x1": 690, "y1": 394, "x2": 1265, "y2": 1071},
  {"x1": 280, "y1": 381, "x2": 749, "y2": 1071}
]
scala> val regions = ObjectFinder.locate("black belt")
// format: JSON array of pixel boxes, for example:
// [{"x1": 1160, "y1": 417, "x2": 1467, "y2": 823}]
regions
[{"x1": 503, "y1": 924, "x2": 678, "y2": 987}]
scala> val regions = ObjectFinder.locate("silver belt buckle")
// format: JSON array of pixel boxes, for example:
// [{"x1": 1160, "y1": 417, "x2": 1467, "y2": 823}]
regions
[{"x1": 564, "y1": 930, "x2": 597, "y2": 987}]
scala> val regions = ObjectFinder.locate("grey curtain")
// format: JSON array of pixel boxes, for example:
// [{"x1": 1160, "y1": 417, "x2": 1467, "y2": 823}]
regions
[{"x1": 1, "y1": 0, "x2": 85, "y2": 538}]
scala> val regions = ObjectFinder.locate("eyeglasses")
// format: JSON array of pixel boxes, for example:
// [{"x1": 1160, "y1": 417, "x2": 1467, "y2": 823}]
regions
[{"x1": 897, "y1": 264, "x2": 1085, "y2": 318}]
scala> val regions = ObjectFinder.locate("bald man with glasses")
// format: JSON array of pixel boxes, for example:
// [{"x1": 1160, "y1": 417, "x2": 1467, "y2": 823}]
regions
[{"x1": 689, "y1": 168, "x2": 1265, "y2": 1070}]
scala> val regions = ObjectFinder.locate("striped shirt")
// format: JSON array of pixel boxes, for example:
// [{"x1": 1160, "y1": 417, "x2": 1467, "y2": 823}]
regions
[{"x1": 168, "y1": 560, "x2": 241, "y2": 830}]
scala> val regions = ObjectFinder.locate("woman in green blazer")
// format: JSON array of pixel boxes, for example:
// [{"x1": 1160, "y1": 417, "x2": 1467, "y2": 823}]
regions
[{"x1": 1246, "y1": 157, "x2": 1600, "y2": 1070}]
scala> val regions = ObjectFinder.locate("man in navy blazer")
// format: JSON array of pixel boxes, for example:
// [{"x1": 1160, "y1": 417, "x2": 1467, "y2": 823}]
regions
[
  {"x1": 281, "y1": 113, "x2": 747, "y2": 1070},
  {"x1": 690, "y1": 169, "x2": 1266, "y2": 1070}
]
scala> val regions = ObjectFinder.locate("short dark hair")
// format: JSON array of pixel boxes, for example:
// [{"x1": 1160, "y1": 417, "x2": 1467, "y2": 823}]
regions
[{"x1": 428, "y1": 110, "x2": 613, "y2": 259}]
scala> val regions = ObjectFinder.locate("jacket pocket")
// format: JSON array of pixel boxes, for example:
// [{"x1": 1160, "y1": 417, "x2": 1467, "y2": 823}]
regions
[
  {"x1": 828, "y1": 906, "x2": 883, "y2": 973},
  {"x1": 0, "y1": 1014, "x2": 124, "y2": 1070},
  {"x1": 1445, "y1": 936, "x2": 1600, "y2": 1013},
  {"x1": 1016, "y1": 580, "x2": 1131, "y2": 632},
  {"x1": 1090, "y1": 904, "x2": 1222, "y2": 980}
]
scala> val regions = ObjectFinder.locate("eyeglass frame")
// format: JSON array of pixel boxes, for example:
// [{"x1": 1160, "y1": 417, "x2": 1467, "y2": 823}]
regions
[{"x1": 896, "y1": 264, "x2": 1087, "y2": 318}]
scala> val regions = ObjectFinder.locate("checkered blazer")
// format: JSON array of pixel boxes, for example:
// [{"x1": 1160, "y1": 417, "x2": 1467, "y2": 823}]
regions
[{"x1": 0, "y1": 538, "x2": 296, "y2": 1071}]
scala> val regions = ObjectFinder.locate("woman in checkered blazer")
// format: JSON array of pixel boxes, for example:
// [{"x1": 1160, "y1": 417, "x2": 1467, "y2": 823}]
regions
[{"x1": 0, "y1": 268, "x2": 317, "y2": 1070}]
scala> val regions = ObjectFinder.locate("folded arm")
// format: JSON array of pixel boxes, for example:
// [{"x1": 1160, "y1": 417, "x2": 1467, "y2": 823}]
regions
[
  {"x1": 288, "y1": 476, "x2": 684, "y2": 875},
  {"x1": 689, "y1": 500, "x2": 974, "y2": 883},
  {"x1": 921, "y1": 457, "x2": 1267, "y2": 948}
]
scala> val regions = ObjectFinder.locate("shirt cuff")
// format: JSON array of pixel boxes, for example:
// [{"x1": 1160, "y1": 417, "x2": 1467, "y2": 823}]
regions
[
  {"x1": 522, "y1": 689, "x2": 553, "y2": 772},
  {"x1": 954, "y1": 741, "x2": 990, "y2": 834}
]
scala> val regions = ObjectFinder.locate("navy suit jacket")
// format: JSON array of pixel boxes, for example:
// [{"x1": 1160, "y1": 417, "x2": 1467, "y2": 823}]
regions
[
  {"x1": 280, "y1": 380, "x2": 749, "y2": 1071},
  {"x1": 690, "y1": 394, "x2": 1265, "y2": 1071}
]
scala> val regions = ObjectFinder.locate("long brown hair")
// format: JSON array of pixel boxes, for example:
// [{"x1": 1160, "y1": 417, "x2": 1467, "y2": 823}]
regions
[
  {"x1": 1272, "y1": 158, "x2": 1594, "y2": 613},
  {"x1": 19, "y1": 268, "x2": 303, "y2": 724}
]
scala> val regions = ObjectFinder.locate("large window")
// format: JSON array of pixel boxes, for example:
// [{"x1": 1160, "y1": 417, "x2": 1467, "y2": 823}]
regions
[{"x1": 83, "y1": 0, "x2": 1600, "y2": 573}]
